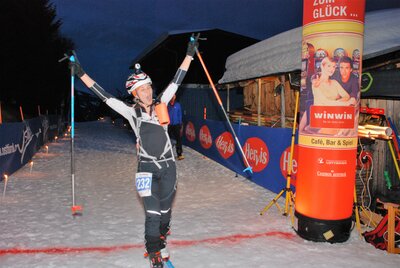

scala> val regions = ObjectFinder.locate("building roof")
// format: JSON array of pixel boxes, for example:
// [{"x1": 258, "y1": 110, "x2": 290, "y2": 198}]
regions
[
  {"x1": 219, "y1": 8, "x2": 400, "y2": 84},
  {"x1": 130, "y1": 29, "x2": 259, "y2": 92}
]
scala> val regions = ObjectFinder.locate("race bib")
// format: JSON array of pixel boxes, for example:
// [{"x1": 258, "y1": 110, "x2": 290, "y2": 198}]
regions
[{"x1": 135, "y1": 172, "x2": 152, "y2": 197}]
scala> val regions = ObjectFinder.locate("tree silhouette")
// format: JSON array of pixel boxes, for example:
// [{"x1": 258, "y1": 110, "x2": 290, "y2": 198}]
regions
[{"x1": 0, "y1": 0, "x2": 74, "y2": 121}]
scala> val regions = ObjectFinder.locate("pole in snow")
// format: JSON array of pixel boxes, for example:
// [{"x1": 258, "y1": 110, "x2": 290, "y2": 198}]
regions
[
  {"x1": 69, "y1": 54, "x2": 83, "y2": 216},
  {"x1": 2, "y1": 174, "x2": 9, "y2": 199},
  {"x1": 192, "y1": 35, "x2": 253, "y2": 174},
  {"x1": 59, "y1": 52, "x2": 83, "y2": 216}
]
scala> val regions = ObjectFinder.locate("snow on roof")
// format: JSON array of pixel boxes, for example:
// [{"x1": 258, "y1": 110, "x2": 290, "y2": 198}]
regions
[
  {"x1": 219, "y1": 8, "x2": 400, "y2": 84},
  {"x1": 363, "y1": 9, "x2": 400, "y2": 59}
]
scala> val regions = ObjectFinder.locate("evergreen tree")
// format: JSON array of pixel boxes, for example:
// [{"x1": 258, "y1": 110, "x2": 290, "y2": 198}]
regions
[{"x1": 0, "y1": 0, "x2": 74, "y2": 120}]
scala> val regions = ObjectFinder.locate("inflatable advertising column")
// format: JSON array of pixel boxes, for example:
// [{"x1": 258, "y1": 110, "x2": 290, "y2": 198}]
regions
[{"x1": 295, "y1": 0, "x2": 365, "y2": 242}]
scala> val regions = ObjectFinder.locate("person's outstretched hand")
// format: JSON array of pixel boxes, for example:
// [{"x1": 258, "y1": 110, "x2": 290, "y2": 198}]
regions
[
  {"x1": 186, "y1": 33, "x2": 200, "y2": 57},
  {"x1": 68, "y1": 51, "x2": 85, "y2": 78}
]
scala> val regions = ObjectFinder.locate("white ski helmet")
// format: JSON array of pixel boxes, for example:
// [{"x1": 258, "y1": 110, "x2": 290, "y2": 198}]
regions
[{"x1": 125, "y1": 64, "x2": 152, "y2": 96}]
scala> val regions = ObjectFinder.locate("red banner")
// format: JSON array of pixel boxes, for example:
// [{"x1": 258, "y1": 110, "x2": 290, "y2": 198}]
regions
[{"x1": 243, "y1": 137, "x2": 269, "y2": 173}]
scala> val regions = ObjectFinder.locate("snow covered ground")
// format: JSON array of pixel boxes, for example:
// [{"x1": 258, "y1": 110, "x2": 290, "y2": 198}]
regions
[{"x1": 0, "y1": 119, "x2": 399, "y2": 268}]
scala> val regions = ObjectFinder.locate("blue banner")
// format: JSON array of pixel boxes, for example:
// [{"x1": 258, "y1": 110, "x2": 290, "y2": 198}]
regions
[
  {"x1": 183, "y1": 116, "x2": 298, "y2": 194},
  {"x1": 0, "y1": 115, "x2": 64, "y2": 180}
]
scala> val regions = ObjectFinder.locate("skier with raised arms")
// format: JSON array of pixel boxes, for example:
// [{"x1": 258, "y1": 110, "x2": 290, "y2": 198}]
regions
[{"x1": 68, "y1": 35, "x2": 199, "y2": 268}]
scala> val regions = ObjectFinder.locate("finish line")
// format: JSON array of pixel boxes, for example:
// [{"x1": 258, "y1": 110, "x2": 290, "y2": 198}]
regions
[{"x1": 0, "y1": 231, "x2": 295, "y2": 255}]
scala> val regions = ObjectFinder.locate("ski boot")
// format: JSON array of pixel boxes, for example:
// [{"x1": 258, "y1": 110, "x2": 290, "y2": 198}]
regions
[
  {"x1": 143, "y1": 233, "x2": 170, "y2": 262},
  {"x1": 160, "y1": 233, "x2": 170, "y2": 260},
  {"x1": 160, "y1": 247, "x2": 169, "y2": 260},
  {"x1": 160, "y1": 246, "x2": 175, "y2": 268},
  {"x1": 148, "y1": 251, "x2": 163, "y2": 268}
]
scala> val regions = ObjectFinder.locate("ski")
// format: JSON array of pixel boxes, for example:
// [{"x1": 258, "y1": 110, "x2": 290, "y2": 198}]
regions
[{"x1": 164, "y1": 259, "x2": 175, "y2": 268}]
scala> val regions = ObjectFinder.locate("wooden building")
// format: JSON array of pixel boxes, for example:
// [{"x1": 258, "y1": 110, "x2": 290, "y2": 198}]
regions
[{"x1": 228, "y1": 76, "x2": 297, "y2": 128}]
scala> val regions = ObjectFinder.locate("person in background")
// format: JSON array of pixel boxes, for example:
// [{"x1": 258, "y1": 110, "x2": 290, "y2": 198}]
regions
[
  {"x1": 168, "y1": 94, "x2": 184, "y2": 160},
  {"x1": 68, "y1": 36, "x2": 199, "y2": 268}
]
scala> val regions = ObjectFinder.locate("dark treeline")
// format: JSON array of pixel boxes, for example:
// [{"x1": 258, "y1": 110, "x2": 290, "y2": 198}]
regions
[{"x1": 0, "y1": 0, "x2": 74, "y2": 121}]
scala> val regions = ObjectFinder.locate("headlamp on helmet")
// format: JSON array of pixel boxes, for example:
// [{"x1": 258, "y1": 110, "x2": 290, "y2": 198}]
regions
[{"x1": 125, "y1": 63, "x2": 152, "y2": 96}]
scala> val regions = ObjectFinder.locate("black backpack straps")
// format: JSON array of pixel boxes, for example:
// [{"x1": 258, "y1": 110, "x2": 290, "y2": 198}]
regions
[{"x1": 133, "y1": 104, "x2": 142, "y2": 117}]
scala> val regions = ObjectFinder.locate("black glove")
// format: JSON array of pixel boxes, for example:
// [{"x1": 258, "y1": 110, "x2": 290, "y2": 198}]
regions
[
  {"x1": 186, "y1": 33, "x2": 200, "y2": 57},
  {"x1": 68, "y1": 52, "x2": 85, "y2": 78}
]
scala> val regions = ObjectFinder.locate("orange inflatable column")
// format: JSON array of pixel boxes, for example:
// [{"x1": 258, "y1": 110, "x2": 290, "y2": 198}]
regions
[{"x1": 295, "y1": 0, "x2": 365, "y2": 242}]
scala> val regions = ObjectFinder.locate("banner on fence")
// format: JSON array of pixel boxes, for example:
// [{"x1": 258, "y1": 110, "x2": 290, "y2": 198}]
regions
[
  {"x1": 0, "y1": 115, "x2": 63, "y2": 180},
  {"x1": 183, "y1": 116, "x2": 297, "y2": 194}
]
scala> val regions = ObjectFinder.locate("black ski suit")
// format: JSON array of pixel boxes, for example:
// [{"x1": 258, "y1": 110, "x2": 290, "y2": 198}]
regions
[{"x1": 87, "y1": 68, "x2": 187, "y2": 254}]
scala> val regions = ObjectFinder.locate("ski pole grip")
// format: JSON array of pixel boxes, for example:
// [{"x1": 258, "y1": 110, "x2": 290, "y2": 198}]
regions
[
  {"x1": 69, "y1": 55, "x2": 75, "y2": 76},
  {"x1": 190, "y1": 33, "x2": 200, "y2": 42}
]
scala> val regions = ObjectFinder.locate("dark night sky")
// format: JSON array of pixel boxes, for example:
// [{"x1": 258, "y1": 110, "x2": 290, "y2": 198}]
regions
[{"x1": 51, "y1": 0, "x2": 400, "y2": 95}]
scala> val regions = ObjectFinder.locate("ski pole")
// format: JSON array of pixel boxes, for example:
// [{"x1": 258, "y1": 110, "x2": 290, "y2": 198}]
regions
[
  {"x1": 60, "y1": 52, "x2": 83, "y2": 216},
  {"x1": 2, "y1": 174, "x2": 9, "y2": 199},
  {"x1": 192, "y1": 36, "x2": 253, "y2": 174},
  {"x1": 69, "y1": 52, "x2": 83, "y2": 216}
]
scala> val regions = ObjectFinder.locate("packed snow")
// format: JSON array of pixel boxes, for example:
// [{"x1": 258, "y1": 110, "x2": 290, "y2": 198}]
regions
[{"x1": 0, "y1": 118, "x2": 398, "y2": 267}]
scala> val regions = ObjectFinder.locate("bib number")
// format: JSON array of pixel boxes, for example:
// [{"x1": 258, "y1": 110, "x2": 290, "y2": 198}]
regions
[{"x1": 135, "y1": 172, "x2": 152, "y2": 197}]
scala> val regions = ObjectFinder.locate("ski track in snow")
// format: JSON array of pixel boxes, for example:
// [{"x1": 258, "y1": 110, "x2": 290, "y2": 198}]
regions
[{"x1": 0, "y1": 119, "x2": 399, "y2": 267}]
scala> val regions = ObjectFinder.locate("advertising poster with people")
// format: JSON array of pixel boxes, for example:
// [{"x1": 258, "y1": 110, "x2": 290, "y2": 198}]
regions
[{"x1": 295, "y1": 0, "x2": 365, "y2": 240}]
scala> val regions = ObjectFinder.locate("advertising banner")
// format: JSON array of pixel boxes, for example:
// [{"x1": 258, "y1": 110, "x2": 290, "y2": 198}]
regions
[
  {"x1": 183, "y1": 116, "x2": 296, "y2": 195},
  {"x1": 0, "y1": 115, "x2": 63, "y2": 180},
  {"x1": 296, "y1": 0, "x2": 365, "y2": 242}
]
